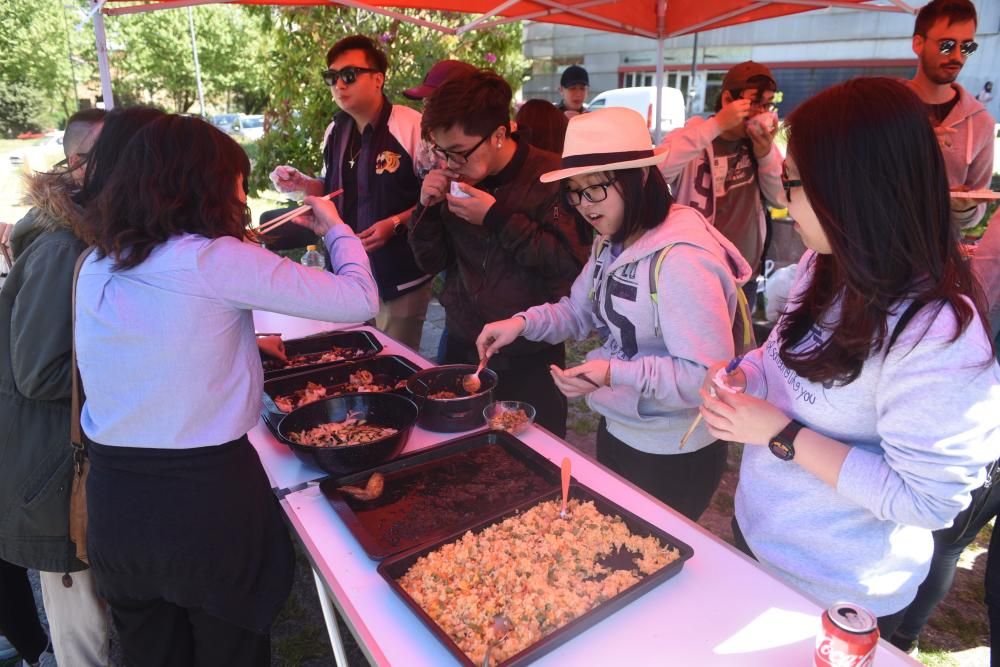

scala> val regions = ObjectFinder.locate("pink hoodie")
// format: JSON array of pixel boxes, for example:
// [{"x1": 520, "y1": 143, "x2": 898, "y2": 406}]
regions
[{"x1": 907, "y1": 81, "x2": 997, "y2": 228}]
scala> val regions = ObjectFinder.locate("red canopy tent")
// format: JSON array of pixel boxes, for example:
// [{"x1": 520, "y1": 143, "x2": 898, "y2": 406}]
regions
[{"x1": 87, "y1": 0, "x2": 916, "y2": 136}]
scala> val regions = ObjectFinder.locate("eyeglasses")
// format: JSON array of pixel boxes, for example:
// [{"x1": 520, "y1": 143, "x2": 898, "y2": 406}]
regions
[
  {"x1": 740, "y1": 92, "x2": 777, "y2": 114},
  {"x1": 750, "y1": 100, "x2": 778, "y2": 113},
  {"x1": 564, "y1": 178, "x2": 618, "y2": 206},
  {"x1": 431, "y1": 134, "x2": 491, "y2": 166},
  {"x1": 936, "y1": 38, "x2": 978, "y2": 57},
  {"x1": 322, "y1": 66, "x2": 379, "y2": 86},
  {"x1": 781, "y1": 164, "x2": 802, "y2": 202}
]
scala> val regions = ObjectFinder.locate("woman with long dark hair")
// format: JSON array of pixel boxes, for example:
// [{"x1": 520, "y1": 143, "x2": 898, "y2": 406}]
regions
[
  {"x1": 74, "y1": 114, "x2": 378, "y2": 665},
  {"x1": 477, "y1": 108, "x2": 753, "y2": 520},
  {"x1": 0, "y1": 106, "x2": 162, "y2": 667},
  {"x1": 699, "y1": 77, "x2": 1000, "y2": 634}
]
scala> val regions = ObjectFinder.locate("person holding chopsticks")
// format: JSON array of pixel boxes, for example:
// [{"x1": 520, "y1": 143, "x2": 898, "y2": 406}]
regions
[
  {"x1": 476, "y1": 107, "x2": 753, "y2": 521},
  {"x1": 73, "y1": 113, "x2": 377, "y2": 666},
  {"x1": 698, "y1": 77, "x2": 1000, "y2": 637}
]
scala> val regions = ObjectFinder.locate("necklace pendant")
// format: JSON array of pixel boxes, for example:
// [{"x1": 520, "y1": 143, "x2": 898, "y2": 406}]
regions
[{"x1": 349, "y1": 159, "x2": 356, "y2": 169}]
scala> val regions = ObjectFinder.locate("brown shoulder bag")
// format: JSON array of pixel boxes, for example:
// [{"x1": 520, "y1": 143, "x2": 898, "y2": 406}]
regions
[{"x1": 69, "y1": 247, "x2": 95, "y2": 565}]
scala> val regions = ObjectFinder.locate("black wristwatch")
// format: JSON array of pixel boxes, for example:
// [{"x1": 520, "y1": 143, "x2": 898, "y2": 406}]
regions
[{"x1": 769, "y1": 420, "x2": 805, "y2": 461}]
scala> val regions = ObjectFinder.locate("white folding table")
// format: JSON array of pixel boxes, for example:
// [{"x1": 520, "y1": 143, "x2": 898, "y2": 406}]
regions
[{"x1": 249, "y1": 313, "x2": 919, "y2": 666}]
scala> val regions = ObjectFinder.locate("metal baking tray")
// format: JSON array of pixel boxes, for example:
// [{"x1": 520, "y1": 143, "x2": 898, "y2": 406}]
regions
[
  {"x1": 319, "y1": 431, "x2": 561, "y2": 560},
  {"x1": 261, "y1": 355, "x2": 420, "y2": 422},
  {"x1": 261, "y1": 330, "x2": 383, "y2": 380},
  {"x1": 377, "y1": 483, "x2": 694, "y2": 667}
]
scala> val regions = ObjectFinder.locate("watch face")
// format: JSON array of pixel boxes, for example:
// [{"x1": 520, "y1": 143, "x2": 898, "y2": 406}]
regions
[{"x1": 769, "y1": 439, "x2": 794, "y2": 461}]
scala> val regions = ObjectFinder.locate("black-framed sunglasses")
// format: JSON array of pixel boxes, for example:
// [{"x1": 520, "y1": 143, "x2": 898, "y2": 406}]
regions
[
  {"x1": 781, "y1": 164, "x2": 802, "y2": 202},
  {"x1": 937, "y1": 38, "x2": 978, "y2": 57},
  {"x1": 431, "y1": 133, "x2": 491, "y2": 166},
  {"x1": 322, "y1": 66, "x2": 379, "y2": 86},
  {"x1": 564, "y1": 178, "x2": 618, "y2": 206}
]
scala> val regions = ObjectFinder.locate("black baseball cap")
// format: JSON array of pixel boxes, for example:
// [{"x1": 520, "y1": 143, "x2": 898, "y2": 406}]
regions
[{"x1": 560, "y1": 65, "x2": 589, "y2": 88}]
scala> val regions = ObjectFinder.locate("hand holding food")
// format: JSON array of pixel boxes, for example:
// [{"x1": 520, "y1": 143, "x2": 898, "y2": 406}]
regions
[
  {"x1": 446, "y1": 182, "x2": 496, "y2": 226},
  {"x1": 747, "y1": 111, "x2": 779, "y2": 158},
  {"x1": 699, "y1": 384, "x2": 790, "y2": 446},
  {"x1": 270, "y1": 165, "x2": 322, "y2": 195}
]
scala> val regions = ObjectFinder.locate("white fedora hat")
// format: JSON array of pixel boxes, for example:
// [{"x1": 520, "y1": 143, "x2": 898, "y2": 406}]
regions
[{"x1": 540, "y1": 107, "x2": 669, "y2": 183}]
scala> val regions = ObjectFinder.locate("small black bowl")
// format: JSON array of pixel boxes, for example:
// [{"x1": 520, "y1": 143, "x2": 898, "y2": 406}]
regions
[{"x1": 277, "y1": 393, "x2": 418, "y2": 476}]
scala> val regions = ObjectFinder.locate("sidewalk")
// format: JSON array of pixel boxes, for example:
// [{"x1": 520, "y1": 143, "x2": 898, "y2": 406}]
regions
[{"x1": 416, "y1": 297, "x2": 446, "y2": 363}]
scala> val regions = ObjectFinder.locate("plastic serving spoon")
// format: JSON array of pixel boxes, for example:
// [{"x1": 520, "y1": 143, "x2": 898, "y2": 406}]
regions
[
  {"x1": 462, "y1": 358, "x2": 489, "y2": 394},
  {"x1": 481, "y1": 615, "x2": 514, "y2": 667},
  {"x1": 560, "y1": 457, "x2": 571, "y2": 518}
]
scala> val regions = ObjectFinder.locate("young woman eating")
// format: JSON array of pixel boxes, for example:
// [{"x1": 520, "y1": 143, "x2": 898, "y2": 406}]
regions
[
  {"x1": 477, "y1": 107, "x2": 753, "y2": 520},
  {"x1": 699, "y1": 77, "x2": 1000, "y2": 635}
]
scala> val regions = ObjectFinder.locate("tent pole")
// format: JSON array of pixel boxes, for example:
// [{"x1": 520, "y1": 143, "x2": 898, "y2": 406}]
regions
[
  {"x1": 188, "y1": 7, "x2": 206, "y2": 116},
  {"x1": 653, "y1": 0, "x2": 666, "y2": 143},
  {"x1": 687, "y1": 31, "x2": 698, "y2": 116},
  {"x1": 92, "y1": 0, "x2": 115, "y2": 109}
]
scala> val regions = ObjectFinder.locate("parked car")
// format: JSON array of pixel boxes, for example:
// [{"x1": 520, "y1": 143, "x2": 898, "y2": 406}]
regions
[
  {"x1": 9, "y1": 131, "x2": 65, "y2": 174},
  {"x1": 211, "y1": 113, "x2": 242, "y2": 135},
  {"x1": 587, "y1": 86, "x2": 686, "y2": 137},
  {"x1": 239, "y1": 114, "x2": 265, "y2": 141}
]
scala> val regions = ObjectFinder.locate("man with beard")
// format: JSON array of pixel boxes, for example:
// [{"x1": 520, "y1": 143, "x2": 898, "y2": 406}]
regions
[
  {"x1": 890, "y1": 7, "x2": 999, "y2": 656},
  {"x1": 906, "y1": 0, "x2": 995, "y2": 229}
]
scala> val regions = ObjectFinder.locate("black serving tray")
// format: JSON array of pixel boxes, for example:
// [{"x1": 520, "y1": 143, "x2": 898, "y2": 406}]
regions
[
  {"x1": 262, "y1": 355, "x2": 420, "y2": 422},
  {"x1": 261, "y1": 330, "x2": 382, "y2": 380},
  {"x1": 319, "y1": 431, "x2": 561, "y2": 560},
  {"x1": 377, "y1": 482, "x2": 694, "y2": 667}
]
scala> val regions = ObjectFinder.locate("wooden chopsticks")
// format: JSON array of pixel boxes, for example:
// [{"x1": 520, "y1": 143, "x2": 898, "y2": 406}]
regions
[{"x1": 257, "y1": 189, "x2": 343, "y2": 236}]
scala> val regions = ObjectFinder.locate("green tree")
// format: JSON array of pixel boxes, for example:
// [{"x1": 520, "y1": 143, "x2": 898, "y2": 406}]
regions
[
  {"x1": 105, "y1": 5, "x2": 269, "y2": 114},
  {"x1": 0, "y1": 0, "x2": 97, "y2": 133},
  {"x1": 249, "y1": 7, "x2": 528, "y2": 194}
]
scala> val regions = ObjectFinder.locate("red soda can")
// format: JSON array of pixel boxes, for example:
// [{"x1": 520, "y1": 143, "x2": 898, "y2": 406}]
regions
[{"x1": 814, "y1": 602, "x2": 880, "y2": 667}]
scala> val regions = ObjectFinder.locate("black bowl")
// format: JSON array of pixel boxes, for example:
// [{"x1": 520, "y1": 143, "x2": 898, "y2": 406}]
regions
[
  {"x1": 277, "y1": 393, "x2": 418, "y2": 476},
  {"x1": 406, "y1": 364, "x2": 499, "y2": 433}
]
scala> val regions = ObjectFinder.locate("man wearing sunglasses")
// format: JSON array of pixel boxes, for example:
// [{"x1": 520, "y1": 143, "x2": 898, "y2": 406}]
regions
[
  {"x1": 657, "y1": 61, "x2": 785, "y2": 311},
  {"x1": 907, "y1": 0, "x2": 994, "y2": 229},
  {"x1": 269, "y1": 35, "x2": 431, "y2": 350},
  {"x1": 408, "y1": 69, "x2": 591, "y2": 437}
]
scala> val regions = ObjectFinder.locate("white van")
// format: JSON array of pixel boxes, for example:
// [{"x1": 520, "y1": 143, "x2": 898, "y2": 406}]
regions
[{"x1": 587, "y1": 86, "x2": 686, "y2": 136}]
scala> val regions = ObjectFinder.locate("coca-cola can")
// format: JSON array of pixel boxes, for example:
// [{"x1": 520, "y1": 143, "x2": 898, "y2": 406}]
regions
[{"x1": 814, "y1": 602, "x2": 879, "y2": 667}]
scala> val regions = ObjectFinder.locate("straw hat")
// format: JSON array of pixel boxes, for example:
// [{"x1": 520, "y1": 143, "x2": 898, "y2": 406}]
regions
[{"x1": 539, "y1": 107, "x2": 669, "y2": 183}]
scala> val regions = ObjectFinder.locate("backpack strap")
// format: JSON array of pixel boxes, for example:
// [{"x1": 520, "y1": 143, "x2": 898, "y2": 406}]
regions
[
  {"x1": 887, "y1": 299, "x2": 926, "y2": 352},
  {"x1": 648, "y1": 242, "x2": 754, "y2": 353},
  {"x1": 588, "y1": 237, "x2": 611, "y2": 301},
  {"x1": 649, "y1": 244, "x2": 675, "y2": 337}
]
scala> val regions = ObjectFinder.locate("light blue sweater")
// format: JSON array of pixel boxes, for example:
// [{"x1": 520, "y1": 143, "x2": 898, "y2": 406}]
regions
[
  {"x1": 519, "y1": 204, "x2": 752, "y2": 454},
  {"x1": 736, "y1": 251, "x2": 1000, "y2": 615},
  {"x1": 75, "y1": 225, "x2": 378, "y2": 448}
]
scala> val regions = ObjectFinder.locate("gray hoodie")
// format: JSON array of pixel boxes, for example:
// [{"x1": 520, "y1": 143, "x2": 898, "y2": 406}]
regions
[
  {"x1": 906, "y1": 81, "x2": 996, "y2": 228},
  {"x1": 737, "y1": 251, "x2": 1000, "y2": 616},
  {"x1": 519, "y1": 204, "x2": 752, "y2": 454}
]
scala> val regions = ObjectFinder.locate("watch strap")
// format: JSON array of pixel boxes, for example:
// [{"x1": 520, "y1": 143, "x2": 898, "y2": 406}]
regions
[{"x1": 769, "y1": 419, "x2": 804, "y2": 461}]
